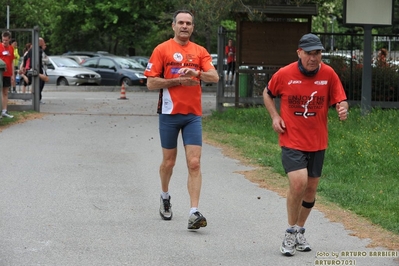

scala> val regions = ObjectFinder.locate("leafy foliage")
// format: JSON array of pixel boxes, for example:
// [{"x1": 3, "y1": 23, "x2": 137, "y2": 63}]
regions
[{"x1": 0, "y1": 0, "x2": 396, "y2": 57}]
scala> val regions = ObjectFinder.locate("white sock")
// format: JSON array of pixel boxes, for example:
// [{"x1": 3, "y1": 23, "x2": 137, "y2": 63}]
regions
[
  {"x1": 2, "y1": 109, "x2": 6, "y2": 114},
  {"x1": 161, "y1": 191, "x2": 170, "y2": 200},
  {"x1": 288, "y1": 224, "x2": 298, "y2": 231},
  {"x1": 189, "y1": 207, "x2": 198, "y2": 215}
]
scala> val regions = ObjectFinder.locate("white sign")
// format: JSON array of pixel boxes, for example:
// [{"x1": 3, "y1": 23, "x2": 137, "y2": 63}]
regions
[{"x1": 344, "y1": 0, "x2": 393, "y2": 26}]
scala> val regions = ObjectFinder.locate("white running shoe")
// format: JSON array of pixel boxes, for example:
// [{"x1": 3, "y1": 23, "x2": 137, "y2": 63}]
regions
[
  {"x1": 159, "y1": 196, "x2": 173, "y2": 220},
  {"x1": 2, "y1": 111, "x2": 14, "y2": 118},
  {"x1": 280, "y1": 228, "x2": 296, "y2": 256},
  {"x1": 296, "y1": 227, "x2": 311, "y2": 251}
]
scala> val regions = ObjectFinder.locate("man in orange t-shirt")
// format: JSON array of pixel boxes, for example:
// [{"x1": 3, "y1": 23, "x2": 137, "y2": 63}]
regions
[
  {"x1": 263, "y1": 33, "x2": 348, "y2": 256},
  {"x1": 0, "y1": 31, "x2": 15, "y2": 118},
  {"x1": 145, "y1": 10, "x2": 219, "y2": 230}
]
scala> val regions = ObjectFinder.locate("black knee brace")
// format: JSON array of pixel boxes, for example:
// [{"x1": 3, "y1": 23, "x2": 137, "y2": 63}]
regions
[{"x1": 302, "y1": 199, "x2": 315, "y2": 209}]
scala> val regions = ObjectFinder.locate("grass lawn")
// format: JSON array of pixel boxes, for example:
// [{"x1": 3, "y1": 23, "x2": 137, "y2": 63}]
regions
[{"x1": 203, "y1": 106, "x2": 399, "y2": 244}]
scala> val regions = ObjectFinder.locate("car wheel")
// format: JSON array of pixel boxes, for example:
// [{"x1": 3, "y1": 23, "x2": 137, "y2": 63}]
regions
[
  {"x1": 121, "y1": 77, "x2": 131, "y2": 86},
  {"x1": 57, "y1": 77, "x2": 69, "y2": 86}
]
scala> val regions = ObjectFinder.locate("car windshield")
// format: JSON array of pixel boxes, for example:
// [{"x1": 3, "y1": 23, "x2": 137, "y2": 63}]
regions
[
  {"x1": 52, "y1": 57, "x2": 82, "y2": 68},
  {"x1": 114, "y1": 57, "x2": 145, "y2": 70}
]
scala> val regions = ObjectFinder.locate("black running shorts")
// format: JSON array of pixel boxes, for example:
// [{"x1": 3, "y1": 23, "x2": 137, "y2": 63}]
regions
[{"x1": 281, "y1": 147, "x2": 325, "y2": 177}]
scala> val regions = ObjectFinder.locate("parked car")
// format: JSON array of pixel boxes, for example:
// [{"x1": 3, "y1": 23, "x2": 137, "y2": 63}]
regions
[
  {"x1": 211, "y1": 53, "x2": 218, "y2": 66},
  {"x1": 321, "y1": 53, "x2": 359, "y2": 66},
  {"x1": 61, "y1": 55, "x2": 89, "y2": 64},
  {"x1": 125, "y1": 57, "x2": 146, "y2": 70},
  {"x1": 45, "y1": 56, "x2": 101, "y2": 86},
  {"x1": 129, "y1": 56, "x2": 149, "y2": 68},
  {"x1": 211, "y1": 53, "x2": 227, "y2": 70},
  {"x1": 62, "y1": 51, "x2": 113, "y2": 57},
  {"x1": 81, "y1": 56, "x2": 147, "y2": 86}
]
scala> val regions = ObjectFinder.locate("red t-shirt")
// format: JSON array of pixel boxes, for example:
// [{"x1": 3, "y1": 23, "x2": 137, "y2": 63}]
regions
[
  {"x1": 225, "y1": 45, "x2": 235, "y2": 64},
  {"x1": 145, "y1": 39, "x2": 215, "y2": 115},
  {"x1": 267, "y1": 62, "x2": 347, "y2": 151},
  {"x1": 0, "y1": 43, "x2": 15, "y2": 77}
]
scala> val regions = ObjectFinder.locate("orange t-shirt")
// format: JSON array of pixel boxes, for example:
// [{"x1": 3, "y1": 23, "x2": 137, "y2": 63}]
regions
[
  {"x1": 145, "y1": 39, "x2": 215, "y2": 115},
  {"x1": 267, "y1": 62, "x2": 347, "y2": 151},
  {"x1": 0, "y1": 44, "x2": 15, "y2": 77}
]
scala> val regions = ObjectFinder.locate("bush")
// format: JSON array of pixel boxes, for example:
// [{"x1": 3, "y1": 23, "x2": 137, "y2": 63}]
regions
[{"x1": 326, "y1": 57, "x2": 399, "y2": 102}]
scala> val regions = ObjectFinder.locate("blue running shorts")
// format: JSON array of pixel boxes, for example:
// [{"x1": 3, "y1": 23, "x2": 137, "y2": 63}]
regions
[{"x1": 159, "y1": 114, "x2": 202, "y2": 149}]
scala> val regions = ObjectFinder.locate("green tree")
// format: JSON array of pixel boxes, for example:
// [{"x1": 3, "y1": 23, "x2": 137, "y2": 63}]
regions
[
  {"x1": 172, "y1": 0, "x2": 235, "y2": 52},
  {"x1": 48, "y1": 0, "x2": 174, "y2": 55},
  {"x1": 1, "y1": 0, "x2": 396, "y2": 57}
]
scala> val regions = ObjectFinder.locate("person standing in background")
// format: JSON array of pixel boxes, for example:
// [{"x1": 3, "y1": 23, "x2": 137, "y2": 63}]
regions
[
  {"x1": 376, "y1": 48, "x2": 389, "y2": 67},
  {"x1": 0, "y1": 31, "x2": 15, "y2": 119},
  {"x1": 19, "y1": 42, "x2": 32, "y2": 94},
  {"x1": 10, "y1": 39, "x2": 19, "y2": 93},
  {"x1": 225, "y1": 39, "x2": 236, "y2": 85},
  {"x1": 145, "y1": 10, "x2": 219, "y2": 230},
  {"x1": 21, "y1": 37, "x2": 48, "y2": 103},
  {"x1": 39, "y1": 38, "x2": 49, "y2": 104}
]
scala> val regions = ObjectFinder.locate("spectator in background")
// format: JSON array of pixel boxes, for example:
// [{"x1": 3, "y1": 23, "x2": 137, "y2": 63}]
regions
[
  {"x1": 0, "y1": 31, "x2": 15, "y2": 118},
  {"x1": 19, "y1": 42, "x2": 32, "y2": 94},
  {"x1": 39, "y1": 37, "x2": 49, "y2": 103},
  {"x1": 225, "y1": 39, "x2": 236, "y2": 85},
  {"x1": 376, "y1": 48, "x2": 389, "y2": 67},
  {"x1": 21, "y1": 37, "x2": 49, "y2": 103},
  {"x1": 10, "y1": 39, "x2": 19, "y2": 93}
]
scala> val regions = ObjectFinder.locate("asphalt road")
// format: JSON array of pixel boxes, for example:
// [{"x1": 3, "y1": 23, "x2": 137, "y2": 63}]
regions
[{"x1": 0, "y1": 88, "x2": 398, "y2": 266}]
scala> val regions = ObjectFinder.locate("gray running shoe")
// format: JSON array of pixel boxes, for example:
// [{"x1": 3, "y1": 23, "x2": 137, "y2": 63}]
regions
[
  {"x1": 159, "y1": 196, "x2": 172, "y2": 220},
  {"x1": 280, "y1": 228, "x2": 296, "y2": 256},
  {"x1": 296, "y1": 227, "x2": 311, "y2": 251},
  {"x1": 187, "y1": 211, "x2": 207, "y2": 229}
]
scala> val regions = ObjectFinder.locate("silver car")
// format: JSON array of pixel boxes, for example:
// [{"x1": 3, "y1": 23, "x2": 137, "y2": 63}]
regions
[
  {"x1": 61, "y1": 55, "x2": 90, "y2": 64},
  {"x1": 46, "y1": 56, "x2": 101, "y2": 86}
]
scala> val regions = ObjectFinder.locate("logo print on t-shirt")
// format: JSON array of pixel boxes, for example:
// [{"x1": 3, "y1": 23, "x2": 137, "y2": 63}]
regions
[
  {"x1": 186, "y1": 54, "x2": 195, "y2": 62},
  {"x1": 173, "y1": 53, "x2": 183, "y2": 62},
  {"x1": 301, "y1": 91, "x2": 317, "y2": 119}
]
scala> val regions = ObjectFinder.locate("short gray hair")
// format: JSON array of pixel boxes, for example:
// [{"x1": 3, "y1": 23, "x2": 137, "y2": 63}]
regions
[{"x1": 173, "y1": 10, "x2": 194, "y2": 24}]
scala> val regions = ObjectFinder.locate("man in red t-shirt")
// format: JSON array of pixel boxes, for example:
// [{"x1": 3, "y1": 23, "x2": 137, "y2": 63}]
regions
[
  {"x1": 0, "y1": 31, "x2": 15, "y2": 118},
  {"x1": 263, "y1": 33, "x2": 348, "y2": 256},
  {"x1": 145, "y1": 10, "x2": 219, "y2": 230}
]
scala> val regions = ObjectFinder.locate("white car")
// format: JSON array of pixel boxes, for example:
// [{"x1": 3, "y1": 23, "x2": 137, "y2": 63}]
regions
[
  {"x1": 46, "y1": 56, "x2": 101, "y2": 86},
  {"x1": 61, "y1": 55, "x2": 90, "y2": 64},
  {"x1": 211, "y1": 53, "x2": 227, "y2": 70}
]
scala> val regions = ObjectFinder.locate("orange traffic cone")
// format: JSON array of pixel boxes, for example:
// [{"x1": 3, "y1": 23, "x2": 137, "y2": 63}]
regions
[{"x1": 118, "y1": 83, "x2": 128, "y2": 100}]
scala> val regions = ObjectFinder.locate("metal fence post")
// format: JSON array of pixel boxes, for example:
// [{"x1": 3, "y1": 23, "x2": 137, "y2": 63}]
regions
[
  {"x1": 0, "y1": 59, "x2": 6, "y2": 112},
  {"x1": 361, "y1": 25, "x2": 373, "y2": 116},
  {"x1": 216, "y1": 26, "x2": 226, "y2": 112}
]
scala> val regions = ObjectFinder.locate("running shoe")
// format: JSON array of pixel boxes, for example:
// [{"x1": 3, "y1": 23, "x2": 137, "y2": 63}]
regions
[
  {"x1": 280, "y1": 228, "x2": 296, "y2": 256},
  {"x1": 296, "y1": 227, "x2": 311, "y2": 251},
  {"x1": 159, "y1": 196, "x2": 172, "y2": 220},
  {"x1": 187, "y1": 211, "x2": 207, "y2": 229},
  {"x1": 2, "y1": 111, "x2": 14, "y2": 118}
]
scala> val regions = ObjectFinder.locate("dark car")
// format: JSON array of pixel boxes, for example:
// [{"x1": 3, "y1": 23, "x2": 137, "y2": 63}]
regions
[{"x1": 81, "y1": 56, "x2": 147, "y2": 86}]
